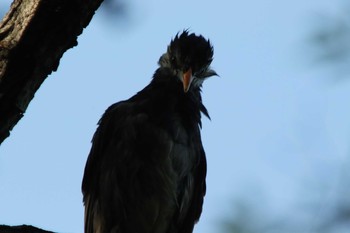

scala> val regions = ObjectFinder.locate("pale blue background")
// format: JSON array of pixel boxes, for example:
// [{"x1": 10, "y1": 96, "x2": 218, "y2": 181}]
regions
[{"x1": 1, "y1": 1, "x2": 349, "y2": 232}]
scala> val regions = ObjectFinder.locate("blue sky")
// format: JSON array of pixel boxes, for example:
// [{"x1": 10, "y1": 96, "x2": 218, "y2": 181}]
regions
[{"x1": 1, "y1": 0, "x2": 349, "y2": 232}]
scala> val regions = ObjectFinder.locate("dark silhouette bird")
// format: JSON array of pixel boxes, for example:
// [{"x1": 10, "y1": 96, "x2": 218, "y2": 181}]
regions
[{"x1": 82, "y1": 30, "x2": 217, "y2": 233}]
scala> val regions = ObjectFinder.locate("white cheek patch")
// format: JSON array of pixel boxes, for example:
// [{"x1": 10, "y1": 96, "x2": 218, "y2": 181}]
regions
[
  {"x1": 158, "y1": 53, "x2": 171, "y2": 68},
  {"x1": 191, "y1": 76, "x2": 204, "y2": 88}
]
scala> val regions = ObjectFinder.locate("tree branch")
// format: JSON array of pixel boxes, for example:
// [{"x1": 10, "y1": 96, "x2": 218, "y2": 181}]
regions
[
  {"x1": 0, "y1": 225, "x2": 54, "y2": 233},
  {"x1": 0, "y1": 0, "x2": 104, "y2": 144}
]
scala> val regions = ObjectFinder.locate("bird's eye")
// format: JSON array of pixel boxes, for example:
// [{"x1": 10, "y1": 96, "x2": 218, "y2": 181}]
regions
[
  {"x1": 197, "y1": 67, "x2": 205, "y2": 74},
  {"x1": 170, "y1": 56, "x2": 176, "y2": 64}
]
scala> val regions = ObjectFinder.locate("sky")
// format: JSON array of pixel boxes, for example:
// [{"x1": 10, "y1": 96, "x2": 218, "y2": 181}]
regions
[{"x1": 1, "y1": 0, "x2": 350, "y2": 232}]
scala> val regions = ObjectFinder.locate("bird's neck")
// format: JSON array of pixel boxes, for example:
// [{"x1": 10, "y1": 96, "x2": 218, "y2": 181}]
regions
[{"x1": 134, "y1": 68, "x2": 209, "y2": 128}]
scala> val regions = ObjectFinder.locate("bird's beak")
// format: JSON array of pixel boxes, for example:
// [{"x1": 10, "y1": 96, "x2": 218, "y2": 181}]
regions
[{"x1": 183, "y1": 67, "x2": 193, "y2": 93}]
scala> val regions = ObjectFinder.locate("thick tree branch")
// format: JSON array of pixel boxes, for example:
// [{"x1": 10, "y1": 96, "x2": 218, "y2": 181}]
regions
[
  {"x1": 0, "y1": 225, "x2": 54, "y2": 233},
  {"x1": 0, "y1": 0, "x2": 104, "y2": 144}
]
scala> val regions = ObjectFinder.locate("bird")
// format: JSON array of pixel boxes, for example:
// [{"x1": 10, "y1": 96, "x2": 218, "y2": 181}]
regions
[{"x1": 82, "y1": 30, "x2": 217, "y2": 233}]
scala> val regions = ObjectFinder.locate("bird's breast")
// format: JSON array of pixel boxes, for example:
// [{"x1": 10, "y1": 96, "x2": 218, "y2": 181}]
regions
[{"x1": 167, "y1": 119, "x2": 198, "y2": 179}]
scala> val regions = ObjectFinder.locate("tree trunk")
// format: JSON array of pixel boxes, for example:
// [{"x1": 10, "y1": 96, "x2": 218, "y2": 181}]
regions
[
  {"x1": 0, "y1": 0, "x2": 104, "y2": 145},
  {"x1": 0, "y1": 0, "x2": 104, "y2": 231}
]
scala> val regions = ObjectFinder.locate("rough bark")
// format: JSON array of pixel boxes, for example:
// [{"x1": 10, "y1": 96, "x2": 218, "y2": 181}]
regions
[
  {"x1": 0, "y1": 0, "x2": 104, "y2": 230},
  {"x1": 0, "y1": 0, "x2": 104, "y2": 144}
]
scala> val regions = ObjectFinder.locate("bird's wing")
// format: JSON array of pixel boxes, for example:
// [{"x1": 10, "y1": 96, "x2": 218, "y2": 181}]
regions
[
  {"x1": 177, "y1": 133, "x2": 207, "y2": 233},
  {"x1": 82, "y1": 101, "x2": 179, "y2": 233}
]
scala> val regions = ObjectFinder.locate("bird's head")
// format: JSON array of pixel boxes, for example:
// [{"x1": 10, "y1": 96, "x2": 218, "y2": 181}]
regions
[{"x1": 158, "y1": 30, "x2": 217, "y2": 93}]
